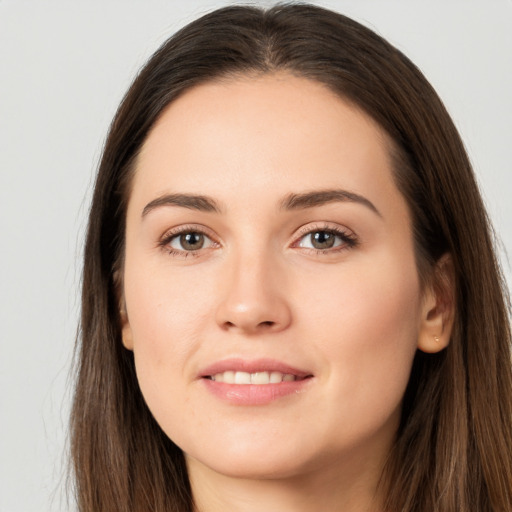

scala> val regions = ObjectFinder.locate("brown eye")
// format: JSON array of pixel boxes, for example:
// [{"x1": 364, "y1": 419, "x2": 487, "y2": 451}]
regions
[
  {"x1": 169, "y1": 232, "x2": 209, "y2": 251},
  {"x1": 310, "y1": 231, "x2": 335, "y2": 249},
  {"x1": 181, "y1": 232, "x2": 204, "y2": 250},
  {"x1": 300, "y1": 230, "x2": 338, "y2": 250},
  {"x1": 296, "y1": 227, "x2": 357, "y2": 252}
]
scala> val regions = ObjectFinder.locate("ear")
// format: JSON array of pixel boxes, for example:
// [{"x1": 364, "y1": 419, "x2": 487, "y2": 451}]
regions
[
  {"x1": 417, "y1": 253, "x2": 455, "y2": 354},
  {"x1": 120, "y1": 305, "x2": 134, "y2": 351},
  {"x1": 114, "y1": 269, "x2": 134, "y2": 351}
]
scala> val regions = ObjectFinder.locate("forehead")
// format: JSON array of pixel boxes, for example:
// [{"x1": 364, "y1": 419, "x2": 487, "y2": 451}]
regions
[{"x1": 131, "y1": 73, "x2": 402, "y2": 216}]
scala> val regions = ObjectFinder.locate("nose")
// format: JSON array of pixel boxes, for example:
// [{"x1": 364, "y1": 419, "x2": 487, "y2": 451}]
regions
[{"x1": 215, "y1": 249, "x2": 292, "y2": 335}]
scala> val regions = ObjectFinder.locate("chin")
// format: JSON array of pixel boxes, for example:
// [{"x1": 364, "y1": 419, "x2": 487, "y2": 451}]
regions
[
  {"x1": 188, "y1": 452, "x2": 310, "y2": 481},
  {"x1": 183, "y1": 434, "x2": 314, "y2": 481}
]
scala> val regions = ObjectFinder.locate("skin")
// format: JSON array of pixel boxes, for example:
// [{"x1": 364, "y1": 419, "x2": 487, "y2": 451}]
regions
[{"x1": 121, "y1": 74, "x2": 452, "y2": 512}]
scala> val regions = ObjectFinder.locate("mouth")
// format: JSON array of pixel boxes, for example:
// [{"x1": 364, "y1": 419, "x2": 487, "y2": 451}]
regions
[
  {"x1": 199, "y1": 358, "x2": 313, "y2": 383},
  {"x1": 199, "y1": 358, "x2": 314, "y2": 405},
  {"x1": 205, "y1": 371, "x2": 308, "y2": 384}
]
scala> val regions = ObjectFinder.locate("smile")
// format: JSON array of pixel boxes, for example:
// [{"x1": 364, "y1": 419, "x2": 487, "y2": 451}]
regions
[
  {"x1": 207, "y1": 371, "x2": 300, "y2": 384},
  {"x1": 199, "y1": 358, "x2": 313, "y2": 405}
]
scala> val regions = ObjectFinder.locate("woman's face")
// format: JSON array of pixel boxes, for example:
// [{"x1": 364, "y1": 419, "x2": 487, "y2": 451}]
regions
[{"x1": 121, "y1": 74, "x2": 436, "y2": 481}]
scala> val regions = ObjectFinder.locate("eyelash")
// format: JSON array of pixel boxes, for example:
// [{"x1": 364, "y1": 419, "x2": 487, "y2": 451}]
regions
[
  {"x1": 159, "y1": 224, "x2": 219, "y2": 258},
  {"x1": 293, "y1": 223, "x2": 359, "y2": 255},
  {"x1": 158, "y1": 223, "x2": 358, "y2": 258}
]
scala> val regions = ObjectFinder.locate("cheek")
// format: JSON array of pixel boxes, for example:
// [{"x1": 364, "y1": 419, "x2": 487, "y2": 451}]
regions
[
  {"x1": 123, "y1": 264, "x2": 198, "y2": 375},
  {"x1": 122, "y1": 267, "x2": 211, "y2": 433},
  {"x1": 306, "y1": 256, "x2": 420, "y2": 333},
  {"x1": 125, "y1": 256, "x2": 213, "y2": 341},
  {"x1": 300, "y1": 254, "x2": 421, "y2": 410},
  {"x1": 122, "y1": 256, "x2": 226, "y2": 407}
]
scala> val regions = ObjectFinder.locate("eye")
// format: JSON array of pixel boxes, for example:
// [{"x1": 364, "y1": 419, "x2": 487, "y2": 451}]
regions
[
  {"x1": 170, "y1": 232, "x2": 209, "y2": 251},
  {"x1": 299, "y1": 230, "x2": 341, "y2": 250},
  {"x1": 160, "y1": 226, "x2": 218, "y2": 256},
  {"x1": 294, "y1": 225, "x2": 358, "y2": 252}
]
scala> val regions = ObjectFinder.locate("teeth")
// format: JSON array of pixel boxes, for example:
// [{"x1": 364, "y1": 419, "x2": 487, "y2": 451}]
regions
[
  {"x1": 235, "y1": 371, "x2": 251, "y2": 384},
  {"x1": 270, "y1": 371, "x2": 283, "y2": 383},
  {"x1": 210, "y1": 371, "x2": 297, "y2": 384},
  {"x1": 252, "y1": 372, "x2": 270, "y2": 384}
]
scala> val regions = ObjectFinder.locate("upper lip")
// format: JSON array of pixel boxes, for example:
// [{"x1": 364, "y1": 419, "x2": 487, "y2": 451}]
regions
[{"x1": 199, "y1": 358, "x2": 312, "y2": 379}]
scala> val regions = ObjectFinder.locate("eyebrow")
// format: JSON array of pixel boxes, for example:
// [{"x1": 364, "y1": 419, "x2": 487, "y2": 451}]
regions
[
  {"x1": 141, "y1": 188, "x2": 381, "y2": 218},
  {"x1": 280, "y1": 189, "x2": 381, "y2": 217},
  {"x1": 142, "y1": 193, "x2": 222, "y2": 217}
]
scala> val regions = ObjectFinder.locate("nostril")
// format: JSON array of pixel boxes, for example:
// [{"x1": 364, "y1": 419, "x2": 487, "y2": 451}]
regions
[{"x1": 221, "y1": 319, "x2": 276, "y2": 332}]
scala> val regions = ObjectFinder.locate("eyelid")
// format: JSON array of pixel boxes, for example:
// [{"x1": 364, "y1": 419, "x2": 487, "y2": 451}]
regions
[
  {"x1": 290, "y1": 222, "x2": 359, "y2": 252},
  {"x1": 157, "y1": 221, "x2": 358, "y2": 257},
  {"x1": 158, "y1": 224, "x2": 221, "y2": 255}
]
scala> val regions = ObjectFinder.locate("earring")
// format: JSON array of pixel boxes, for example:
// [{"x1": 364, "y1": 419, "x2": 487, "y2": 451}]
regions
[{"x1": 434, "y1": 335, "x2": 440, "y2": 343}]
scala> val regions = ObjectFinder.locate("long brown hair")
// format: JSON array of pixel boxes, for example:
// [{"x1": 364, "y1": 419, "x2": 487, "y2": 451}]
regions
[{"x1": 71, "y1": 4, "x2": 512, "y2": 511}]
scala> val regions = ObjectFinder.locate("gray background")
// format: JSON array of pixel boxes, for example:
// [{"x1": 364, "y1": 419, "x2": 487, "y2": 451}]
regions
[{"x1": 1, "y1": 1, "x2": 511, "y2": 511}]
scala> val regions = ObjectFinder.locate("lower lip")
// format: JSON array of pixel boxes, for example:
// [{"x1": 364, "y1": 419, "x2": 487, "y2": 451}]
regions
[{"x1": 202, "y1": 378, "x2": 312, "y2": 405}]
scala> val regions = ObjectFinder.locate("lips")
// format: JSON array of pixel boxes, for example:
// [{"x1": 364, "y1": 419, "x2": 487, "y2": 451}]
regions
[
  {"x1": 209, "y1": 370, "x2": 299, "y2": 384},
  {"x1": 199, "y1": 358, "x2": 311, "y2": 380},
  {"x1": 199, "y1": 358, "x2": 313, "y2": 405}
]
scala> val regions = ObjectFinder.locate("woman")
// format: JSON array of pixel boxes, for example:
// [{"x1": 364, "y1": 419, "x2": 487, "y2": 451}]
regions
[{"x1": 71, "y1": 4, "x2": 512, "y2": 511}]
